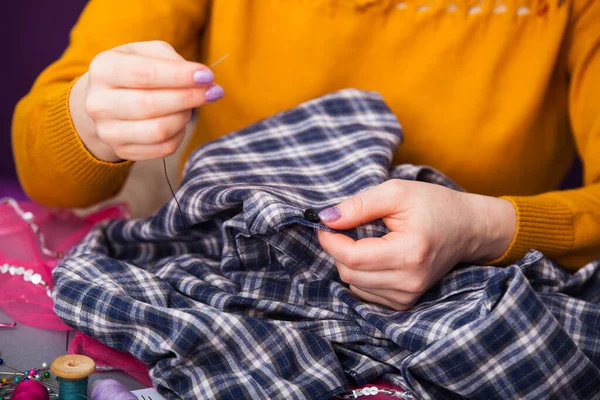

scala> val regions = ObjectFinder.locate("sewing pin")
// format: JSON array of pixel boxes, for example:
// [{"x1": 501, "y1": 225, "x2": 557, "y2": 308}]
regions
[
  {"x1": 0, "y1": 322, "x2": 16, "y2": 329},
  {"x1": 0, "y1": 358, "x2": 25, "y2": 373}
]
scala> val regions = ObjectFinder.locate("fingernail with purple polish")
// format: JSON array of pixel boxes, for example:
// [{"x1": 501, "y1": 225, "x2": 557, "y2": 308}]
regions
[
  {"x1": 193, "y1": 69, "x2": 214, "y2": 85},
  {"x1": 318, "y1": 207, "x2": 341, "y2": 222},
  {"x1": 205, "y1": 84, "x2": 224, "y2": 102}
]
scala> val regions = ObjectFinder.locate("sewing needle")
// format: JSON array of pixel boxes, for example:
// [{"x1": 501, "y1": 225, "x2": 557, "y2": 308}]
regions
[{"x1": 210, "y1": 53, "x2": 229, "y2": 69}]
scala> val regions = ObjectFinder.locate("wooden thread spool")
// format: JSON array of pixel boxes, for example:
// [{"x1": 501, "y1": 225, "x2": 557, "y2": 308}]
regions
[{"x1": 50, "y1": 355, "x2": 95, "y2": 400}]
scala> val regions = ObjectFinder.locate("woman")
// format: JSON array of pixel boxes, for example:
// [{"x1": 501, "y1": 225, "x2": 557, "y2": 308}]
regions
[{"x1": 12, "y1": 0, "x2": 600, "y2": 309}]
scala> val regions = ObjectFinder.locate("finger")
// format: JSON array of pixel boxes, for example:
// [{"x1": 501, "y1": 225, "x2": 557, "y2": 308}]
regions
[
  {"x1": 335, "y1": 261, "x2": 425, "y2": 293},
  {"x1": 115, "y1": 41, "x2": 185, "y2": 61},
  {"x1": 317, "y1": 230, "x2": 402, "y2": 271},
  {"x1": 318, "y1": 180, "x2": 406, "y2": 230},
  {"x1": 87, "y1": 86, "x2": 218, "y2": 120},
  {"x1": 113, "y1": 128, "x2": 187, "y2": 161},
  {"x1": 96, "y1": 111, "x2": 192, "y2": 145},
  {"x1": 91, "y1": 51, "x2": 212, "y2": 89},
  {"x1": 349, "y1": 285, "x2": 417, "y2": 311},
  {"x1": 336, "y1": 261, "x2": 399, "y2": 289}
]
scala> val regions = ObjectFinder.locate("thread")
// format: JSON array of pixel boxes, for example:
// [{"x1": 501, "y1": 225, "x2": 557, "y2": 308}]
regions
[
  {"x1": 11, "y1": 379, "x2": 50, "y2": 400},
  {"x1": 57, "y1": 378, "x2": 88, "y2": 400},
  {"x1": 50, "y1": 355, "x2": 95, "y2": 400},
  {"x1": 90, "y1": 379, "x2": 137, "y2": 400},
  {"x1": 162, "y1": 157, "x2": 184, "y2": 226}
]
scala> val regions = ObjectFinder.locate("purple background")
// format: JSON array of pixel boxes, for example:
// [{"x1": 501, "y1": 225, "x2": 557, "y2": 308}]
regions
[
  {"x1": 0, "y1": 1, "x2": 88, "y2": 198},
  {"x1": 0, "y1": 1, "x2": 582, "y2": 200}
]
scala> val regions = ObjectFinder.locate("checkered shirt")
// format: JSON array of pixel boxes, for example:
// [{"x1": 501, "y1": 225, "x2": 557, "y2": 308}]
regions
[{"x1": 53, "y1": 89, "x2": 600, "y2": 400}]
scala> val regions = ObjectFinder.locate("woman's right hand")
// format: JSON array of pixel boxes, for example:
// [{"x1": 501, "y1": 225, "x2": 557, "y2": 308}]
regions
[{"x1": 69, "y1": 41, "x2": 224, "y2": 162}]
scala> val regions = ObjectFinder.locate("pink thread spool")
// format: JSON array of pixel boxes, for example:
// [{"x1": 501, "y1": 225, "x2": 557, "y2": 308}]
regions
[{"x1": 11, "y1": 379, "x2": 50, "y2": 400}]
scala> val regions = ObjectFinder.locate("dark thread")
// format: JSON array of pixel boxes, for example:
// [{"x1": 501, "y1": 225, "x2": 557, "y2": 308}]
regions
[{"x1": 163, "y1": 157, "x2": 185, "y2": 226}]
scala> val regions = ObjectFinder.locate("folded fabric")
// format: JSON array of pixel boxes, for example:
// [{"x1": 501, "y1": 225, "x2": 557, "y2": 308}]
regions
[{"x1": 53, "y1": 89, "x2": 600, "y2": 400}]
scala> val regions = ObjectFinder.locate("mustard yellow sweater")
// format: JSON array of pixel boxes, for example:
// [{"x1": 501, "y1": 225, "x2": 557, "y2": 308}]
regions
[{"x1": 12, "y1": 0, "x2": 600, "y2": 268}]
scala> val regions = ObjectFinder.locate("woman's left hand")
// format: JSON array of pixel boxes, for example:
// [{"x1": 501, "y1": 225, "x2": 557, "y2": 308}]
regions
[{"x1": 316, "y1": 179, "x2": 516, "y2": 310}]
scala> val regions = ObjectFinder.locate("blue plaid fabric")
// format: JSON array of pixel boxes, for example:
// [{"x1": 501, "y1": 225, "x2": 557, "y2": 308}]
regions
[{"x1": 53, "y1": 89, "x2": 600, "y2": 400}]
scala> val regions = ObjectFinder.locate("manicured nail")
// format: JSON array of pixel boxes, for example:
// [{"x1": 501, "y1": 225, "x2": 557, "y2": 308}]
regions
[
  {"x1": 318, "y1": 207, "x2": 341, "y2": 222},
  {"x1": 205, "y1": 84, "x2": 224, "y2": 102},
  {"x1": 193, "y1": 69, "x2": 214, "y2": 85}
]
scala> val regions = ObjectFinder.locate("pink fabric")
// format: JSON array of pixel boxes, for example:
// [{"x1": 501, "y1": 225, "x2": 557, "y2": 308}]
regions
[
  {"x1": 69, "y1": 332, "x2": 153, "y2": 387},
  {"x1": 0, "y1": 201, "x2": 129, "y2": 330}
]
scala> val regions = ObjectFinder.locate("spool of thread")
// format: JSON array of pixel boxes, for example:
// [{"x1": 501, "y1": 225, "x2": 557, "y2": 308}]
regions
[
  {"x1": 90, "y1": 379, "x2": 137, "y2": 400},
  {"x1": 50, "y1": 355, "x2": 96, "y2": 400},
  {"x1": 11, "y1": 379, "x2": 50, "y2": 400}
]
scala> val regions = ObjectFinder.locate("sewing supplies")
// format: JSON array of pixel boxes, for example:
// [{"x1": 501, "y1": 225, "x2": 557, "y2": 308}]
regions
[
  {"x1": 0, "y1": 358, "x2": 57, "y2": 399},
  {"x1": 10, "y1": 379, "x2": 50, "y2": 400},
  {"x1": 209, "y1": 53, "x2": 229, "y2": 69},
  {"x1": 0, "y1": 322, "x2": 16, "y2": 329},
  {"x1": 50, "y1": 355, "x2": 95, "y2": 400},
  {"x1": 90, "y1": 379, "x2": 136, "y2": 400},
  {"x1": 0, "y1": 358, "x2": 27, "y2": 374}
]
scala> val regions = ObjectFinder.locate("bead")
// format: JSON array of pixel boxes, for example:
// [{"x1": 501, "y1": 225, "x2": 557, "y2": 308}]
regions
[
  {"x1": 23, "y1": 377, "x2": 30, "y2": 381},
  {"x1": 43, "y1": 372, "x2": 50, "y2": 379},
  {"x1": 1, "y1": 378, "x2": 7, "y2": 384},
  {"x1": 0, "y1": 358, "x2": 3, "y2": 364},
  {"x1": 41, "y1": 362, "x2": 48, "y2": 368},
  {"x1": 14, "y1": 377, "x2": 20, "y2": 383},
  {"x1": 31, "y1": 273, "x2": 42, "y2": 285},
  {"x1": 24, "y1": 270, "x2": 33, "y2": 282},
  {"x1": 34, "y1": 374, "x2": 40, "y2": 380},
  {"x1": 0, "y1": 396, "x2": 4, "y2": 400},
  {"x1": 24, "y1": 370, "x2": 29, "y2": 375},
  {"x1": 303, "y1": 208, "x2": 321, "y2": 223},
  {"x1": 28, "y1": 369, "x2": 36, "y2": 375}
]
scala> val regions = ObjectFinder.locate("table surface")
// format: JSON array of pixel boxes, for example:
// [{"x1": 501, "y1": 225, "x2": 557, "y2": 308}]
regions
[{"x1": 0, "y1": 308, "x2": 147, "y2": 395}]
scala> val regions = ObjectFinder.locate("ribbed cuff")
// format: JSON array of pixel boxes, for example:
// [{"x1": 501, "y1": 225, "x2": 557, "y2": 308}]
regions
[
  {"x1": 491, "y1": 196, "x2": 574, "y2": 265},
  {"x1": 45, "y1": 80, "x2": 132, "y2": 186}
]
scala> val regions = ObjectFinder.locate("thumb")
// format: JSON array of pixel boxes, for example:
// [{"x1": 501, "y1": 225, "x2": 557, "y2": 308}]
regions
[{"x1": 318, "y1": 181, "x2": 401, "y2": 230}]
